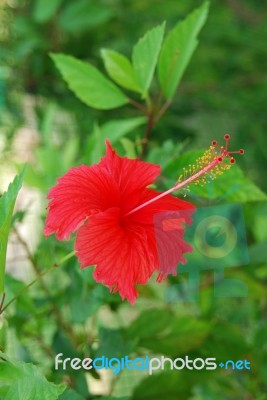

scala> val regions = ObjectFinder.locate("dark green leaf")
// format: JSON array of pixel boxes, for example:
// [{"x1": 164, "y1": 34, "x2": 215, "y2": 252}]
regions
[
  {"x1": 158, "y1": 2, "x2": 209, "y2": 99},
  {"x1": 133, "y1": 370, "x2": 210, "y2": 400},
  {"x1": 59, "y1": 388, "x2": 84, "y2": 400},
  {"x1": 126, "y1": 309, "x2": 172, "y2": 340},
  {"x1": 51, "y1": 54, "x2": 128, "y2": 110},
  {"x1": 140, "y1": 317, "x2": 210, "y2": 356}
]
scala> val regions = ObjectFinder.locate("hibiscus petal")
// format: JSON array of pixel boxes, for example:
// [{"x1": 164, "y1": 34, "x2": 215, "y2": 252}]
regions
[
  {"x1": 75, "y1": 208, "x2": 156, "y2": 303},
  {"x1": 44, "y1": 165, "x2": 120, "y2": 240},
  {"x1": 125, "y1": 189, "x2": 195, "y2": 277},
  {"x1": 99, "y1": 140, "x2": 161, "y2": 213}
]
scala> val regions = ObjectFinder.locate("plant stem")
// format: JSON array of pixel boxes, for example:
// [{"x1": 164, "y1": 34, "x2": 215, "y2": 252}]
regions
[
  {"x1": 0, "y1": 250, "x2": 75, "y2": 315},
  {"x1": 154, "y1": 100, "x2": 172, "y2": 123},
  {"x1": 140, "y1": 112, "x2": 155, "y2": 159},
  {"x1": 128, "y1": 98, "x2": 148, "y2": 114},
  {"x1": 0, "y1": 292, "x2": 5, "y2": 314}
]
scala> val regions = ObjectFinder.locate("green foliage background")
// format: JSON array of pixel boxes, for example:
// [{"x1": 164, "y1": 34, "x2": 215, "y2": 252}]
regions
[{"x1": 1, "y1": 0, "x2": 267, "y2": 399}]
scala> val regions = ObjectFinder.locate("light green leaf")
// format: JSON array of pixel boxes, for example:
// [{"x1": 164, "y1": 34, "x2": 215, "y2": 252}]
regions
[
  {"x1": 51, "y1": 53, "x2": 128, "y2": 110},
  {"x1": 158, "y1": 2, "x2": 209, "y2": 99},
  {"x1": 101, "y1": 49, "x2": 141, "y2": 93},
  {"x1": 86, "y1": 117, "x2": 146, "y2": 163},
  {"x1": 0, "y1": 352, "x2": 66, "y2": 400},
  {"x1": 33, "y1": 0, "x2": 63, "y2": 23},
  {"x1": 120, "y1": 138, "x2": 137, "y2": 158},
  {"x1": 132, "y1": 22, "x2": 166, "y2": 97},
  {"x1": 0, "y1": 168, "x2": 25, "y2": 293},
  {"x1": 163, "y1": 150, "x2": 267, "y2": 203}
]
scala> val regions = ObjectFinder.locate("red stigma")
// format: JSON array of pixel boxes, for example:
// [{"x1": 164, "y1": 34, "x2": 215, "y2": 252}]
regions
[{"x1": 211, "y1": 134, "x2": 244, "y2": 164}]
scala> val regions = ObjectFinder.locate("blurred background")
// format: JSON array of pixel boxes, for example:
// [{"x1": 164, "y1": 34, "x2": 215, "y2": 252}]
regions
[{"x1": 1, "y1": 0, "x2": 267, "y2": 399}]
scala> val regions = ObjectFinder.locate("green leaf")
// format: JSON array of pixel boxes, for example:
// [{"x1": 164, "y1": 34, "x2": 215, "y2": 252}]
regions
[
  {"x1": 58, "y1": 0, "x2": 113, "y2": 33},
  {"x1": 163, "y1": 150, "x2": 267, "y2": 203},
  {"x1": 33, "y1": 0, "x2": 63, "y2": 23},
  {"x1": 0, "y1": 168, "x2": 25, "y2": 293},
  {"x1": 158, "y1": 2, "x2": 209, "y2": 99},
  {"x1": 95, "y1": 328, "x2": 133, "y2": 359},
  {"x1": 86, "y1": 117, "x2": 146, "y2": 163},
  {"x1": 59, "y1": 388, "x2": 84, "y2": 400},
  {"x1": 120, "y1": 138, "x2": 137, "y2": 158},
  {"x1": 126, "y1": 309, "x2": 172, "y2": 340},
  {"x1": 249, "y1": 242, "x2": 267, "y2": 265},
  {"x1": 101, "y1": 397, "x2": 129, "y2": 400},
  {"x1": 101, "y1": 49, "x2": 141, "y2": 93},
  {"x1": 0, "y1": 352, "x2": 66, "y2": 400},
  {"x1": 51, "y1": 53, "x2": 128, "y2": 110},
  {"x1": 132, "y1": 22, "x2": 165, "y2": 97},
  {"x1": 133, "y1": 370, "x2": 210, "y2": 400},
  {"x1": 140, "y1": 317, "x2": 210, "y2": 356}
]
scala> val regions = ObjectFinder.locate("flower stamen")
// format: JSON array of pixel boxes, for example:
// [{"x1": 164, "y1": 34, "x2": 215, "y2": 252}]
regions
[{"x1": 126, "y1": 134, "x2": 244, "y2": 216}]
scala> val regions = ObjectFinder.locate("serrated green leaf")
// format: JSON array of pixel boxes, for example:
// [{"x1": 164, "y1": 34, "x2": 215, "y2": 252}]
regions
[
  {"x1": 101, "y1": 49, "x2": 141, "y2": 93},
  {"x1": 132, "y1": 22, "x2": 165, "y2": 97},
  {"x1": 158, "y1": 2, "x2": 209, "y2": 99},
  {"x1": 51, "y1": 53, "x2": 128, "y2": 110},
  {"x1": 0, "y1": 352, "x2": 66, "y2": 400},
  {"x1": 0, "y1": 168, "x2": 25, "y2": 293}
]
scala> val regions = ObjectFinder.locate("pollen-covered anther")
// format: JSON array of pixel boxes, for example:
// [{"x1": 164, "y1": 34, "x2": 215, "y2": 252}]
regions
[{"x1": 174, "y1": 134, "x2": 245, "y2": 191}]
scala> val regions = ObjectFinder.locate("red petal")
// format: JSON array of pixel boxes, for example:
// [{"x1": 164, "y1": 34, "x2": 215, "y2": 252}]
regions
[
  {"x1": 125, "y1": 189, "x2": 195, "y2": 277},
  {"x1": 99, "y1": 140, "x2": 161, "y2": 213},
  {"x1": 75, "y1": 208, "x2": 156, "y2": 303},
  {"x1": 44, "y1": 165, "x2": 120, "y2": 240}
]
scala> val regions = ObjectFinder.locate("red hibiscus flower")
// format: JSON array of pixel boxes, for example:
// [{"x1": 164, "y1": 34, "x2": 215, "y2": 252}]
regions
[
  {"x1": 44, "y1": 135, "x2": 243, "y2": 303},
  {"x1": 44, "y1": 140, "x2": 195, "y2": 303}
]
